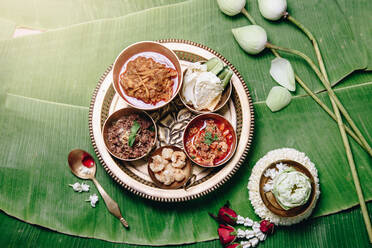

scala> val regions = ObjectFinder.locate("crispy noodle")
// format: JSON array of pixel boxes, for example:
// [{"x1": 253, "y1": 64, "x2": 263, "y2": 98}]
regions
[{"x1": 120, "y1": 56, "x2": 177, "y2": 105}]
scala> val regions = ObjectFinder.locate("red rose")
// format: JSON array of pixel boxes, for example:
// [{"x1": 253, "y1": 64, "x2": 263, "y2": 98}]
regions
[
  {"x1": 218, "y1": 202, "x2": 238, "y2": 225},
  {"x1": 260, "y1": 220, "x2": 274, "y2": 234},
  {"x1": 225, "y1": 242, "x2": 241, "y2": 248},
  {"x1": 218, "y1": 224, "x2": 237, "y2": 246}
]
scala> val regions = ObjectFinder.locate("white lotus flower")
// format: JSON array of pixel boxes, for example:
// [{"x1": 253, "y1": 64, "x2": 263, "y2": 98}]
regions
[
  {"x1": 217, "y1": 0, "x2": 246, "y2": 16},
  {"x1": 266, "y1": 86, "x2": 291, "y2": 112},
  {"x1": 258, "y1": 0, "x2": 287, "y2": 21},
  {"x1": 232, "y1": 25, "x2": 267, "y2": 55},
  {"x1": 270, "y1": 57, "x2": 295, "y2": 91}
]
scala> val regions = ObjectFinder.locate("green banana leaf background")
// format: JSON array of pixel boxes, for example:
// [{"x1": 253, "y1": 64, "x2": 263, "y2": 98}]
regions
[{"x1": 0, "y1": 0, "x2": 371, "y2": 247}]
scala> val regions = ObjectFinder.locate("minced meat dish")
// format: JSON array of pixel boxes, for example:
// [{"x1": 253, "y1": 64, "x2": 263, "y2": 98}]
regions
[{"x1": 106, "y1": 113, "x2": 155, "y2": 159}]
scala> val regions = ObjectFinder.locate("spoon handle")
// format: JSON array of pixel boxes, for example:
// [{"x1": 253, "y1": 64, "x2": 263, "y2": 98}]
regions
[{"x1": 92, "y1": 177, "x2": 129, "y2": 228}]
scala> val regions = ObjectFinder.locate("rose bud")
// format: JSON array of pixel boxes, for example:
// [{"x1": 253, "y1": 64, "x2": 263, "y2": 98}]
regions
[
  {"x1": 218, "y1": 224, "x2": 237, "y2": 246},
  {"x1": 209, "y1": 202, "x2": 238, "y2": 225},
  {"x1": 225, "y1": 243, "x2": 242, "y2": 248},
  {"x1": 260, "y1": 220, "x2": 275, "y2": 234},
  {"x1": 218, "y1": 202, "x2": 238, "y2": 225}
]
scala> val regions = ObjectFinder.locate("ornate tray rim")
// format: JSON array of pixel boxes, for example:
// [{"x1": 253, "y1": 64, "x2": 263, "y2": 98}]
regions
[{"x1": 88, "y1": 39, "x2": 254, "y2": 202}]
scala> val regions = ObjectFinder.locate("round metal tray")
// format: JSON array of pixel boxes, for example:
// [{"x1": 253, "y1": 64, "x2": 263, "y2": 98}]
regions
[{"x1": 89, "y1": 39, "x2": 254, "y2": 202}]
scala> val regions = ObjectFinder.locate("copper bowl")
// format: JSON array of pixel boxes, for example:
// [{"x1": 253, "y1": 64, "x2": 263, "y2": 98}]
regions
[
  {"x1": 182, "y1": 113, "x2": 237, "y2": 168},
  {"x1": 179, "y1": 60, "x2": 232, "y2": 114},
  {"x1": 112, "y1": 41, "x2": 183, "y2": 111},
  {"x1": 147, "y1": 145, "x2": 192, "y2": 189},
  {"x1": 102, "y1": 108, "x2": 157, "y2": 161},
  {"x1": 259, "y1": 160, "x2": 317, "y2": 217}
]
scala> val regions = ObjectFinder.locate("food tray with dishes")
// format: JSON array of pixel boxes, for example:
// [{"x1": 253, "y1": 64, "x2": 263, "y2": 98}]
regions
[{"x1": 89, "y1": 39, "x2": 254, "y2": 202}]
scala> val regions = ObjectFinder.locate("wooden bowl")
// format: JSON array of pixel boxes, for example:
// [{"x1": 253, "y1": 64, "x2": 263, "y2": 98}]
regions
[
  {"x1": 179, "y1": 60, "x2": 232, "y2": 114},
  {"x1": 112, "y1": 41, "x2": 183, "y2": 111},
  {"x1": 102, "y1": 108, "x2": 157, "y2": 161},
  {"x1": 182, "y1": 113, "x2": 237, "y2": 168},
  {"x1": 148, "y1": 146, "x2": 192, "y2": 189},
  {"x1": 259, "y1": 160, "x2": 316, "y2": 217}
]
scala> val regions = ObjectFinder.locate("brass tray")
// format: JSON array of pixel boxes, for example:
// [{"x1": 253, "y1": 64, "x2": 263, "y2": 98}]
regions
[{"x1": 89, "y1": 39, "x2": 254, "y2": 202}]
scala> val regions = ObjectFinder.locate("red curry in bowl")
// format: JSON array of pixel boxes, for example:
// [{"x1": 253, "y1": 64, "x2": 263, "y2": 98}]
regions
[{"x1": 183, "y1": 114, "x2": 237, "y2": 167}]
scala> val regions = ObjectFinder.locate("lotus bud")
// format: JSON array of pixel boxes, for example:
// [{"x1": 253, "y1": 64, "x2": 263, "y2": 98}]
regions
[
  {"x1": 218, "y1": 224, "x2": 237, "y2": 246},
  {"x1": 258, "y1": 0, "x2": 287, "y2": 21},
  {"x1": 265, "y1": 86, "x2": 291, "y2": 112},
  {"x1": 270, "y1": 57, "x2": 296, "y2": 91},
  {"x1": 232, "y1": 25, "x2": 267, "y2": 55},
  {"x1": 217, "y1": 0, "x2": 246, "y2": 16}
]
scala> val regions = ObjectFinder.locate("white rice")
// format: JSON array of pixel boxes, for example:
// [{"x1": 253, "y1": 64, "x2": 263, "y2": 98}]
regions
[{"x1": 247, "y1": 148, "x2": 320, "y2": 225}]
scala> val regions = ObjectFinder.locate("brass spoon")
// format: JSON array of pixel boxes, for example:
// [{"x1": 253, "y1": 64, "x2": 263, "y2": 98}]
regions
[{"x1": 68, "y1": 149, "x2": 129, "y2": 228}]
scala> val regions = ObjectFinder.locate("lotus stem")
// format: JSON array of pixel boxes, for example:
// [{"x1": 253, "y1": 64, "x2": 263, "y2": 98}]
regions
[
  {"x1": 285, "y1": 15, "x2": 372, "y2": 242},
  {"x1": 239, "y1": 11, "x2": 368, "y2": 154},
  {"x1": 269, "y1": 48, "x2": 364, "y2": 150},
  {"x1": 266, "y1": 42, "x2": 372, "y2": 155},
  {"x1": 241, "y1": 10, "x2": 372, "y2": 241},
  {"x1": 286, "y1": 14, "x2": 372, "y2": 158},
  {"x1": 241, "y1": 8, "x2": 256, "y2": 25}
]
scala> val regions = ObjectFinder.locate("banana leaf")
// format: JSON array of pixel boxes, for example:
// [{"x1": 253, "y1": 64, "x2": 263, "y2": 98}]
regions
[
  {"x1": 0, "y1": 0, "x2": 187, "y2": 29},
  {"x1": 0, "y1": 18, "x2": 15, "y2": 40},
  {"x1": 1, "y1": 203, "x2": 372, "y2": 247},
  {"x1": 335, "y1": 0, "x2": 372, "y2": 71},
  {"x1": 0, "y1": 0, "x2": 371, "y2": 245},
  {"x1": 0, "y1": 0, "x2": 367, "y2": 104}
]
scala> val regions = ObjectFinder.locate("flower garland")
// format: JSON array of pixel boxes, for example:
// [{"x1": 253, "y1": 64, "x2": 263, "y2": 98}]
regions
[{"x1": 209, "y1": 202, "x2": 274, "y2": 247}]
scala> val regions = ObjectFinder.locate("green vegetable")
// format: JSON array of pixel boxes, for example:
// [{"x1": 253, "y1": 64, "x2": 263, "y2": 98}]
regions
[
  {"x1": 218, "y1": 66, "x2": 233, "y2": 89},
  {"x1": 128, "y1": 120, "x2": 141, "y2": 147},
  {"x1": 205, "y1": 57, "x2": 224, "y2": 75},
  {"x1": 204, "y1": 132, "x2": 219, "y2": 145}
]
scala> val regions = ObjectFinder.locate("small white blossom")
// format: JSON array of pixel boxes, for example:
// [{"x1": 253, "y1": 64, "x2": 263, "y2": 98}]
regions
[
  {"x1": 80, "y1": 183, "x2": 90, "y2": 192},
  {"x1": 237, "y1": 215, "x2": 245, "y2": 224},
  {"x1": 256, "y1": 231, "x2": 266, "y2": 241},
  {"x1": 244, "y1": 217, "x2": 254, "y2": 227},
  {"x1": 237, "y1": 229, "x2": 246, "y2": 238},
  {"x1": 69, "y1": 182, "x2": 83, "y2": 192},
  {"x1": 264, "y1": 168, "x2": 278, "y2": 179},
  {"x1": 86, "y1": 194, "x2": 99, "y2": 208},
  {"x1": 252, "y1": 222, "x2": 261, "y2": 232},
  {"x1": 263, "y1": 180, "x2": 274, "y2": 192},
  {"x1": 240, "y1": 241, "x2": 251, "y2": 248},
  {"x1": 245, "y1": 230, "x2": 255, "y2": 239},
  {"x1": 79, "y1": 166, "x2": 92, "y2": 175},
  {"x1": 276, "y1": 162, "x2": 289, "y2": 173},
  {"x1": 250, "y1": 237, "x2": 259, "y2": 247}
]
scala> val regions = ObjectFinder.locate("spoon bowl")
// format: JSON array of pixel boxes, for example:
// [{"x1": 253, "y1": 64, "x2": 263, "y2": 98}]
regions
[
  {"x1": 67, "y1": 149, "x2": 129, "y2": 228},
  {"x1": 68, "y1": 149, "x2": 96, "y2": 180}
]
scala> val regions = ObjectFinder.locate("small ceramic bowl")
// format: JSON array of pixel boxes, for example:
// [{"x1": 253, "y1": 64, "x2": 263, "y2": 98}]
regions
[
  {"x1": 148, "y1": 145, "x2": 192, "y2": 189},
  {"x1": 259, "y1": 160, "x2": 316, "y2": 217},
  {"x1": 112, "y1": 41, "x2": 183, "y2": 111},
  {"x1": 182, "y1": 113, "x2": 237, "y2": 168},
  {"x1": 179, "y1": 60, "x2": 232, "y2": 114},
  {"x1": 102, "y1": 108, "x2": 157, "y2": 161}
]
